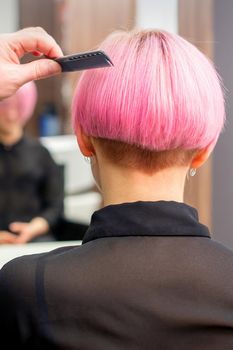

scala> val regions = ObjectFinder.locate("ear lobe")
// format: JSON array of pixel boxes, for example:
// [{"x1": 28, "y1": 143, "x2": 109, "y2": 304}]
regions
[
  {"x1": 191, "y1": 147, "x2": 212, "y2": 169},
  {"x1": 76, "y1": 123, "x2": 94, "y2": 157}
]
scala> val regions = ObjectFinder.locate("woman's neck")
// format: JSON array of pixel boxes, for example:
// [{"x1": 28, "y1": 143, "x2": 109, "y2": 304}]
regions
[
  {"x1": 98, "y1": 162, "x2": 188, "y2": 207},
  {"x1": 0, "y1": 127, "x2": 23, "y2": 146}
]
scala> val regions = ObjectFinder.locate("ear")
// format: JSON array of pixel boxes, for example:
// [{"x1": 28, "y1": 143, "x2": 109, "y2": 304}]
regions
[
  {"x1": 76, "y1": 123, "x2": 95, "y2": 157},
  {"x1": 191, "y1": 147, "x2": 212, "y2": 169}
]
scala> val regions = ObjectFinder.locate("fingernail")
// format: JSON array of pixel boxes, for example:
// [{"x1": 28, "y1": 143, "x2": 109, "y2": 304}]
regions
[{"x1": 47, "y1": 60, "x2": 62, "y2": 74}]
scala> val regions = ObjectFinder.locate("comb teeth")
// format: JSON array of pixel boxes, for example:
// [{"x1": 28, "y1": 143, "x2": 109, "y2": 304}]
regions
[
  {"x1": 68, "y1": 52, "x2": 103, "y2": 60},
  {"x1": 54, "y1": 50, "x2": 113, "y2": 72}
]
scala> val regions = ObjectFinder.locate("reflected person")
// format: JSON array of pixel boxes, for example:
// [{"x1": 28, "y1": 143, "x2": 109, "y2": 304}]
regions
[{"x1": 0, "y1": 81, "x2": 64, "y2": 243}]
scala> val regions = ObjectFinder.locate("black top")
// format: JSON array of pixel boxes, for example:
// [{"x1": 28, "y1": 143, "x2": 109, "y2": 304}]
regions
[
  {"x1": 0, "y1": 201, "x2": 233, "y2": 349},
  {"x1": 83, "y1": 200, "x2": 210, "y2": 242},
  {"x1": 0, "y1": 135, "x2": 64, "y2": 232}
]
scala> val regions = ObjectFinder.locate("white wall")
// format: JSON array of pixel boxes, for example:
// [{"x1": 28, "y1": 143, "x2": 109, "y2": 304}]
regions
[
  {"x1": 136, "y1": 0, "x2": 178, "y2": 33},
  {"x1": 0, "y1": 0, "x2": 18, "y2": 33}
]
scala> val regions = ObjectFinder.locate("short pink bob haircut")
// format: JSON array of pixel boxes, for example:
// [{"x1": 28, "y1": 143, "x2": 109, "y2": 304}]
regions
[
  {"x1": 0, "y1": 81, "x2": 37, "y2": 124},
  {"x1": 72, "y1": 29, "x2": 225, "y2": 154}
]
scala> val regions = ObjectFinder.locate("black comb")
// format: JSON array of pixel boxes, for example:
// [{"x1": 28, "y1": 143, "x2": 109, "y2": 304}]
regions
[{"x1": 54, "y1": 50, "x2": 113, "y2": 72}]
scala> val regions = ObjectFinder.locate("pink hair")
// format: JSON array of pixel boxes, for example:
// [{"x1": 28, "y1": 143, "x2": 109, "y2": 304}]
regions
[
  {"x1": 72, "y1": 29, "x2": 225, "y2": 151},
  {"x1": 0, "y1": 81, "x2": 37, "y2": 124}
]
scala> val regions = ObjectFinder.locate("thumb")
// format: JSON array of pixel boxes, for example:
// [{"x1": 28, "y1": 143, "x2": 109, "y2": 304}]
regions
[{"x1": 19, "y1": 58, "x2": 61, "y2": 84}]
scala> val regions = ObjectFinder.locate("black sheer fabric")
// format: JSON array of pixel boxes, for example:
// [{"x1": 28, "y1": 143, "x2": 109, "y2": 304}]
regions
[{"x1": 0, "y1": 201, "x2": 233, "y2": 349}]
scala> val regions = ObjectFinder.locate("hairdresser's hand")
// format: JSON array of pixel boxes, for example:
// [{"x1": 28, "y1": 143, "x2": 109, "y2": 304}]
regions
[
  {"x1": 0, "y1": 230, "x2": 17, "y2": 244},
  {"x1": 9, "y1": 217, "x2": 49, "y2": 244},
  {"x1": 0, "y1": 27, "x2": 63, "y2": 100}
]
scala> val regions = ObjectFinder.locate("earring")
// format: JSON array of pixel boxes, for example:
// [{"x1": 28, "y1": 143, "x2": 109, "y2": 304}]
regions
[
  {"x1": 189, "y1": 168, "x2": 197, "y2": 177},
  {"x1": 84, "y1": 156, "x2": 91, "y2": 164}
]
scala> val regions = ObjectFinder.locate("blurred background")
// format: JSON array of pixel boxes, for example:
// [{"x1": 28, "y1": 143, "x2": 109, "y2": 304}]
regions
[{"x1": 0, "y1": 0, "x2": 232, "y2": 248}]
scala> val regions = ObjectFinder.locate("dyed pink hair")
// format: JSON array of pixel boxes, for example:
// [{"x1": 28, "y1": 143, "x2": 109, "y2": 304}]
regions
[
  {"x1": 0, "y1": 81, "x2": 37, "y2": 124},
  {"x1": 72, "y1": 29, "x2": 225, "y2": 151}
]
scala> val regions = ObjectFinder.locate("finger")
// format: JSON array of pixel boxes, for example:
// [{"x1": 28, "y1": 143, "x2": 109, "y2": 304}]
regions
[
  {"x1": 9, "y1": 222, "x2": 25, "y2": 232},
  {"x1": 14, "y1": 233, "x2": 31, "y2": 244},
  {"x1": 11, "y1": 222, "x2": 33, "y2": 236},
  {"x1": 12, "y1": 27, "x2": 63, "y2": 59},
  {"x1": 0, "y1": 232, "x2": 17, "y2": 244},
  {"x1": 18, "y1": 58, "x2": 61, "y2": 84}
]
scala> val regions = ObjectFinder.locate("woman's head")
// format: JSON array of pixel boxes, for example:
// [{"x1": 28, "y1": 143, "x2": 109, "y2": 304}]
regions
[
  {"x1": 0, "y1": 81, "x2": 37, "y2": 132},
  {"x1": 72, "y1": 29, "x2": 225, "y2": 171}
]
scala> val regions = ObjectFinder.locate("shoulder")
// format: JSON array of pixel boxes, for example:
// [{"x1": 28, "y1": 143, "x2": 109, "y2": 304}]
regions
[
  {"x1": 202, "y1": 237, "x2": 233, "y2": 260},
  {"x1": 23, "y1": 135, "x2": 56, "y2": 165},
  {"x1": 23, "y1": 135, "x2": 50, "y2": 154},
  {"x1": 0, "y1": 245, "x2": 80, "y2": 335},
  {"x1": 181, "y1": 237, "x2": 233, "y2": 292},
  {"x1": 0, "y1": 246, "x2": 77, "y2": 296}
]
